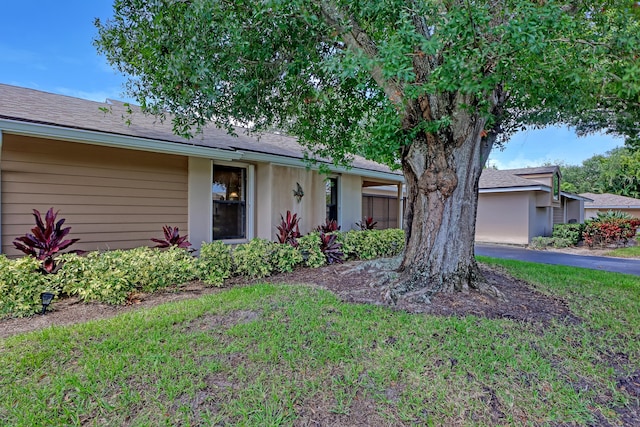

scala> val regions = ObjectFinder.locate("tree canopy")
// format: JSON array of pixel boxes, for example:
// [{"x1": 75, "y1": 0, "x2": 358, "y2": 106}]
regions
[
  {"x1": 561, "y1": 147, "x2": 640, "y2": 198},
  {"x1": 95, "y1": 0, "x2": 640, "y2": 297},
  {"x1": 96, "y1": 0, "x2": 640, "y2": 167}
]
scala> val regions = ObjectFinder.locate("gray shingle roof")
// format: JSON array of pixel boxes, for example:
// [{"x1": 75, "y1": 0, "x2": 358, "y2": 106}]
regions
[
  {"x1": 479, "y1": 168, "x2": 550, "y2": 190},
  {"x1": 0, "y1": 84, "x2": 397, "y2": 175},
  {"x1": 502, "y1": 166, "x2": 560, "y2": 176},
  {"x1": 579, "y1": 193, "x2": 640, "y2": 208}
]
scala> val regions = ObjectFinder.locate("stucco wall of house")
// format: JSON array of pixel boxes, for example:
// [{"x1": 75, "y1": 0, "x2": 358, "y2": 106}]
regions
[
  {"x1": 254, "y1": 162, "x2": 274, "y2": 240},
  {"x1": 566, "y1": 199, "x2": 584, "y2": 223},
  {"x1": 270, "y1": 165, "x2": 326, "y2": 236},
  {"x1": 476, "y1": 192, "x2": 531, "y2": 245},
  {"x1": 530, "y1": 202, "x2": 553, "y2": 241},
  {"x1": 188, "y1": 157, "x2": 213, "y2": 251},
  {"x1": 339, "y1": 174, "x2": 363, "y2": 231},
  {"x1": 1, "y1": 134, "x2": 188, "y2": 255}
]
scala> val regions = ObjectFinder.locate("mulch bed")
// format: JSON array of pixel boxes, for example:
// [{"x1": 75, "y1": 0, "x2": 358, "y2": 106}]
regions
[{"x1": 1, "y1": 261, "x2": 577, "y2": 340}]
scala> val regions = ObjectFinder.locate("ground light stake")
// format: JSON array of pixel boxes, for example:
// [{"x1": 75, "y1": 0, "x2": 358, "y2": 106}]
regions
[{"x1": 40, "y1": 292, "x2": 54, "y2": 315}]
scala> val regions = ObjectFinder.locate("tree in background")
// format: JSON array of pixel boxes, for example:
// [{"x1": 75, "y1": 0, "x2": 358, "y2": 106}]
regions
[
  {"x1": 95, "y1": 1, "x2": 640, "y2": 302},
  {"x1": 561, "y1": 148, "x2": 640, "y2": 198}
]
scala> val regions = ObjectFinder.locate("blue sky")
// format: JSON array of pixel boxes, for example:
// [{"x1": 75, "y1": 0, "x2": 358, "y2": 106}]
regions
[{"x1": 0, "y1": 1, "x2": 624, "y2": 168}]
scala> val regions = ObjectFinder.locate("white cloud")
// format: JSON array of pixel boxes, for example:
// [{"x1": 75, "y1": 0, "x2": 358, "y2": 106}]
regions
[{"x1": 54, "y1": 86, "x2": 127, "y2": 103}]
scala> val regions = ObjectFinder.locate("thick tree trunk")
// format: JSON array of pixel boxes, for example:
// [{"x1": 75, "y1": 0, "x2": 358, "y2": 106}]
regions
[{"x1": 387, "y1": 101, "x2": 495, "y2": 303}]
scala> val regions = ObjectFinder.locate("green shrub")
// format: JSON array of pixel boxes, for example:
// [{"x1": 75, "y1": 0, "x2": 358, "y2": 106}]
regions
[
  {"x1": 271, "y1": 243, "x2": 303, "y2": 273},
  {"x1": 53, "y1": 247, "x2": 197, "y2": 305},
  {"x1": 296, "y1": 233, "x2": 326, "y2": 268},
  {"x1": 197, "y1": 241, "x2": 232, "y2": 286},
  {"x1": 232, "y1": 238, "x2": 275, "y2": 278},
  {"x1": 552, "y1": 223, "x2": 585, "y2": 245},
  {"x1": 0, "y1": 255, "x2": 52, "y2": 318},
  {"x1": 529, "y1": 236, "x2": 572, "y2": 249},
  {"x1": 340, "y1": 229, "x2": 405, "y2": 260}
]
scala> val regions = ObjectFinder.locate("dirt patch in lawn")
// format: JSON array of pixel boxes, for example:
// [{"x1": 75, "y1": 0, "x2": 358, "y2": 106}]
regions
[{"x1": 0, "y1": 260, "x2": 578, "y2": 340}]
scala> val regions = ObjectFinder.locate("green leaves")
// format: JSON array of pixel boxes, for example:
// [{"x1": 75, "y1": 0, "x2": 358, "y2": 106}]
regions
[{"x1": 96, "y1": 0, "x2": 638, "y2": 165}]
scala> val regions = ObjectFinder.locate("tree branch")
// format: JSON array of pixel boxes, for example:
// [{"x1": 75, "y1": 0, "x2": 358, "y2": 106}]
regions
[{"x1": 317, "y1": 1, "x2": 405, "y2": 108}]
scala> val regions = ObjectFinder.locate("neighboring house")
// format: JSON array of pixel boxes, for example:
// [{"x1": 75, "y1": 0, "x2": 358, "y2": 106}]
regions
[
  {"x1": 580, "y1": 193, "x2": 640, "y2": 219},
  {"x1": 476, "y1": 167, "x2": 590, "y2": 245},
  {"x1": 0, "y1": 84, "x2": 403, "y2": 255}
]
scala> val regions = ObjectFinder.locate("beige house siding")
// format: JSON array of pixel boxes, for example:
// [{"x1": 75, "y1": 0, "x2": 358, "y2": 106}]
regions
[
  {"x1": 553, "y1": 206, "x2": 564, "y2": 224},
  {"x1": 476, "y1": 192, "x2": 531, "y2": 245},
  {"x1": 1, "y1": 134, "x2": 188, "y2": 254}
]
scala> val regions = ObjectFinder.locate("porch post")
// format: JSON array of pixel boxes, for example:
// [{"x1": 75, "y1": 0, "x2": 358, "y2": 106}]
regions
[{"x1": 396, "y1": 182, "x2": 403, "y2": 229}]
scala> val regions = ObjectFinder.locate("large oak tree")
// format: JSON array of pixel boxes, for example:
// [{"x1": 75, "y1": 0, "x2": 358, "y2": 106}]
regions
[{"x1": 96, "y1": 0, "x2": 640, "y2": 301}]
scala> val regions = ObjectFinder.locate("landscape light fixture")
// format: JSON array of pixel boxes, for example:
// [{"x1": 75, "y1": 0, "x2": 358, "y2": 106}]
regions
[{"x1": 40, "y1": 292, "x2": 54, "y2": 315}]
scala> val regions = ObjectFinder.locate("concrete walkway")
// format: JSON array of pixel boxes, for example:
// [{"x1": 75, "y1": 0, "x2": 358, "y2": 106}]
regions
[{"x1": 475, "y1": 243, "x2": 640, "y2": 276}]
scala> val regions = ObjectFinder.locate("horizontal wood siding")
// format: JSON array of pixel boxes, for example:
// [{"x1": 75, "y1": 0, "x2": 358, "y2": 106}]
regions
[
  {"x1": 553, "y1": 206, "x2": 564, "y2": 225},
  {"x1": 2, "y1": 135, "x2": 188, "y2": 254}
]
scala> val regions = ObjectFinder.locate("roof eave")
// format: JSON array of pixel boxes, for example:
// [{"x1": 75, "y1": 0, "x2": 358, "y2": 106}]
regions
[
  {"x1": 0, "y1": 118, "x2": 242, "y2": 161},
  {"x1": 0, "y1": 118, "x2": 404, "y2": 182},
  {"x1": 561, "y1": 192, "x2": 593, "y2": 202},
  {"x1": 238, "y1": 150, "x2": 403, "y2": 182}
]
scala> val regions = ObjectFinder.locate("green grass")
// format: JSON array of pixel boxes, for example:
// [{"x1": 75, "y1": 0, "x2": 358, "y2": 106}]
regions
[
  {"x1": 603, "y1": 245, "x2": 640, "y2": 258},
  {"x1": 1, "y1": 259, "x2": 639, "y2": 426}
]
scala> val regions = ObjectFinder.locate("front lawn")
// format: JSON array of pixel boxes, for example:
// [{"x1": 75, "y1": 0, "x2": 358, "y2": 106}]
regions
[
  {"x1": 604, "y1": 245, "x2": 640, "y2": 258},
  {"x1": 1, "y1": 259, "x2": 639, "y2": 426}
]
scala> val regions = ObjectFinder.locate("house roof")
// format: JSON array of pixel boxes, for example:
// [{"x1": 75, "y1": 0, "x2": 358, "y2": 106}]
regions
[
  {"x1": 503, "y1": 166, "x2": 560, "y2": 176},
  {"x1": 479, "y1": 168, "x2": 550, "y2": 191},
  {"x1": 561, "y1": 192, "x2": 593, "y2": 202},
  {"x1": 580, "y1": 193, "x2": 640, "y2": 209},
  {"x1": 0, "y1": 84, "x2": 400, "y2": 180}
]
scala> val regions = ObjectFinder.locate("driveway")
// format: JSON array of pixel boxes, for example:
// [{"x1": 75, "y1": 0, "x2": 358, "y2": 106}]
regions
[{"x1": 475, "y1": 243, "x2": 640, "y2": 276}]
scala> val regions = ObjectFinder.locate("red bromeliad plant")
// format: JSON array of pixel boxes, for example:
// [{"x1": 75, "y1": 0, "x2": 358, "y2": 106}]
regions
[
  {"x1": 13, "y1": 208, "x2": 80, "y2": 273},
  {"x1": 276, "y1": 210, "x2": 301, "y2": 247},
  {"x1": 356, "y1": 216, "x2": 377, "y2": 230},
  {"x1": 316, "y1": 219, "x2": 341, "y2": 233},
  {"x1": 319, "y1": 232, "x2": 344, "y2": 264},
  {"x1": 151, "y1": 225, "x2": 192, "y2": 249}
]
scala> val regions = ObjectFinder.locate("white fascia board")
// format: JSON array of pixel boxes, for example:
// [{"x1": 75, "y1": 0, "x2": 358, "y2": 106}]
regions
[
  {"x1": 237, "y1": 150, "x2": 404, "y2": 183},
  {"x1": 479, "y1": 186, "x2": 549, "y2": 194},
  {"x1": 0, "y1": 119, "x2": 241, "y2": 161}
]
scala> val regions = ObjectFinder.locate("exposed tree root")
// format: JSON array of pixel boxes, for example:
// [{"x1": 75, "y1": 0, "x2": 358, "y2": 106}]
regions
[{"x1": 343, "y1": 256, "x2": 505, "y2": 305}]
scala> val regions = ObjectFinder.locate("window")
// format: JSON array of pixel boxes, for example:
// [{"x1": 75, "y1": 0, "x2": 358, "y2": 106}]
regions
[
  {"x1": 326, "y1": 177, "x2": 338, "y2": 222},
  {"x1": 553, "y1": 173, "x2": 560, "y2": 201},
  {"x1": 213, "y1": 165, "x2": 246, "y2": 240}
]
